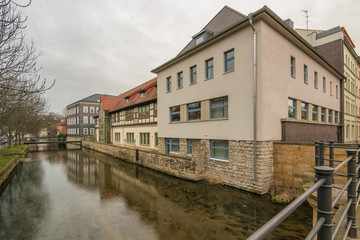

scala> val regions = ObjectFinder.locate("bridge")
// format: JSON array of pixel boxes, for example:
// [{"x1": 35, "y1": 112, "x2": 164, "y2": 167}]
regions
[{"x1": 24, "y1": 140, "x2": 82, "y2": 145}]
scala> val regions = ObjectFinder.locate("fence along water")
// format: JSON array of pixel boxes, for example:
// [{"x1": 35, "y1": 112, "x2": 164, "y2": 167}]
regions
[{"x1": 248, "y1": 141, "x2": 360, "y2": 240}]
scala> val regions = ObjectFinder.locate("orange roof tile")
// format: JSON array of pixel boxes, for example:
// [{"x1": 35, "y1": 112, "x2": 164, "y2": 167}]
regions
[{"x1": 100, "y1": 77, "x2": 157, "y2": 114}]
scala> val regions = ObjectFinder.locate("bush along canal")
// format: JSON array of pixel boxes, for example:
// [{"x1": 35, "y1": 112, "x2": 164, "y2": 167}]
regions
[{"x1": 0, "y1": 147, "x2": 312, "y2": 240}]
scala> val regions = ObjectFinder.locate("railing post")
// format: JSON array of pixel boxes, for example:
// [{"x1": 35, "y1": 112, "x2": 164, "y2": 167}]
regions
[
  {"x1": 315, "y1": 141, "x2": 320, "y2": 166},
  {"x1": 319, "y1": 142, "x2": 325, "y2": 166},
  {"x1": 347, "y1": 149, "x2": 357, "y2": 238},
  {"x1": 329, "y1": 140, "x2": 334, "y2": 167},
  {"x1": 315, "y1": 165, "x2": 334, "y2": 240}
]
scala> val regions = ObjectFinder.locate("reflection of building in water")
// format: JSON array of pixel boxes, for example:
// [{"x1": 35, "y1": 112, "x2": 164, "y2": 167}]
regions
[{"x1": 67, "y1": 151, "x2": 97, "y2": 187}]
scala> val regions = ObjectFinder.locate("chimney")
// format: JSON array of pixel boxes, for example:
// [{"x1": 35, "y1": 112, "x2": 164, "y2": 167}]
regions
[{"x1": 284, "y1": 18, "x2": 294, "y2": 29}]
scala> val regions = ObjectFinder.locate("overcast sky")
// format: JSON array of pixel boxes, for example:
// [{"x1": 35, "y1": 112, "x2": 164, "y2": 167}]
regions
[{"x1": 20, "y1": 0, "x2": 360, "y2": 114}]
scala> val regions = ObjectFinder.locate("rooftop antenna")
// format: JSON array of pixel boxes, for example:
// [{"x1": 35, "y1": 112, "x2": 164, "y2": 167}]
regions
[{"x1": 302, "y1": 10, "x2": 309, "y2": 29}]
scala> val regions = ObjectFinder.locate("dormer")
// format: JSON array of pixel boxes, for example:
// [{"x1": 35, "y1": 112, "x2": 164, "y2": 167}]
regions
[
  {"x1": 125, "y1": 97, "x2": 130, "y2": 103},
  {"x1": 193, "y1": 29, "x2": 213, "y2": 46},
  {"x1": 139, "y1": 90, "x2": 146, "y2": 97}
]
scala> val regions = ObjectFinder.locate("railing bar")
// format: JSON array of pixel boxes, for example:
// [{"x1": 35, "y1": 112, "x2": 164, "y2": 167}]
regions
[
  {"x1": 356, "y1": 193, "x2": 360, "y2": 209},
  {"x1": 334, "y1": 173, "x2": 347, "y2": 177},
  {"x1": 246, "y1": 178, "x2": 326, "y2": 240},
  {"x1": 334, "y1": 156, "x2": 353, "y2": 173},
  {"x1": 357, "y1": 180, "x2": 360, "y2": 191},
  {"x1": 333, "y1": 186, "x2": 343, "y2": 190},
  {"x1": 356, "y1": 164, "x2": 360, "y2": 173},
  {"x1": 334, "y1": 154, "x2": 353, "y2": 156},
  {"x1": 341, "y1": 219, "x2": 352, "y2": 240},
  {"x1": 332, "y1": 178, "x2": 352, "y2": 208},
  {"x1": 305, "y1": 217, "x2": 325, "y2": 240},
  {"x1": 332, "y1": 199, "x2": 353, "y2": 240}
]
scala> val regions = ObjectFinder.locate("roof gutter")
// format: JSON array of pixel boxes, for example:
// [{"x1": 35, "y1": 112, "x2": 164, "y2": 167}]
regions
[{"x1": 248, "y1": 13, "x2": 258, "y2": 185}]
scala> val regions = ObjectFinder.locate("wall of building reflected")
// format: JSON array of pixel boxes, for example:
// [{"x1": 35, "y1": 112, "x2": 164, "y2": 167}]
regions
[{"x1": 0, "y1": 148, "x2": 312, "y2": 240}]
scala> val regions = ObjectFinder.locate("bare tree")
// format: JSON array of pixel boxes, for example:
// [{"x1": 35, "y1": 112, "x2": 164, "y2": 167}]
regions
[{"x1": 0, "y1": 0, "x2": 54, "y2": 148}]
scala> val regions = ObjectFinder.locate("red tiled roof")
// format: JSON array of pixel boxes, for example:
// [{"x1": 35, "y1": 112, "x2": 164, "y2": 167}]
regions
[{"x1": 100, "y1": 77, "x2": 157, "y2": 114}]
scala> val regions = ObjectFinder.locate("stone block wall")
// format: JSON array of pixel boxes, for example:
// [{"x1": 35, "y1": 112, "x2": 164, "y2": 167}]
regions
[
  {"x1": 204, "y1": 140, "x2": 273, "y2": 194},
  {"x1": 273, "y1": 142, "x2": 350, "y2": 188},
  {"x1": 84, "y1": 139, "x2": 274, "y2": 195}
]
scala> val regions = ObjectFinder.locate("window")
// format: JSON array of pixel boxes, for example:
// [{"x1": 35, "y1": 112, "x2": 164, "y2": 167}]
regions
[
  {"x1": 210, "y1": 140, "x2": 229, "y2": 161},
  {"x1": 83, "y1": 106, "x2": 88, "y2": 113},
  {"x1": 114, "y1": 132, "x2": 121, "y2": 142},
  {"x1": 190, "y1": 65, "x2": 197, "y2": 85},
  {"x1": 335, "y1": 112, "x2": 338, "y2": 124},
  {"x1": 290, "y1": 56, "x2": 296, "y2": 77},
  {"x1": 126, "y1": 133, "x2": 134, "y2": 143},
  {"x1": 304, "y1": 65, "x2": 308, "y2": 84},
  {"x1": 301, "y1": 102, "x2": 308, "y2": 120},
  {"x1": 140, "y1": 91, "x2": 146, "y2": 97},
  {"x1": 321, "y1": 108, "x2": 326, "y2": 122},
  {"x1": 165, "y1": 138, "x2": 180, "y2": 154},
  {"x1": 288, "y1": 98, "x2": 296, "y2": 119},
  {"x1": 323, "y1": 77, "x2": 326, "y2": 92},
  {"x1": 224, "y1": 49, "x2": 234, "y2": 72},
  {"x1": 328, "y1": 110, "x2": 333, "y2": 123},
  {"x1": 125, "y1": 97, "x2": 130, "y2": 103},
  {"x1": 205, "y1": 58, "x2": 214, "y2": 79},
  {"x1": 187, "y1": 139, "x2": 201, "y2": 155},
  {"x1": 83, "y1": 128, "x2": 88, "y2": 135},
  {"x1": 90, "y1": 117, "x2": 94, "y2": 124},
  {"x1": 155, "y1": 132, "x2": 158, "y2": 146},
  {"x1": 154, "y1": 103, "x2": 157, "y2": 117},
  {"x1": 96, "y1": 107, "x2": 99, "y2": 113},
  {"x1": 210, "y1": 96, "x2": 228, "y2": 119},
  {"x1": 170, "y1": 106, "x2": 180, "y2": 122},
  {"x1": 336, "y1": 85, "x2": 339, "y2": 99},
  {"x1": 194, "y1": 33, "x2": 205, "y2": 45},
  {"x1": 138, "y1": 105, "x2": 150, "y2": 118},
  {"x1": 77, "y1": 117, "x2": 79, "y2": 124},
  {"x1": 346, "y1": 125, "x2": 349, "y2": 138},
  {"x1": 187, "y1": 102, "x2": 201, "y2": 121},
  {"x1": 125, "y1": 110, "x2": 134, "y2": 121},
  {"x1": 314, "y1": 72, "x2": 318, "y2": 89},
  {"x1": 90, "y1": 128, "x2": 95, "y2": 135},
  {"x1": 83, "y1": 116, "x2": 88, "y2": 124},
  {"x1": 312, "y1": 105, "x2": 318, "y2": 122},
  {"x1": 90, "y1": 107, "x2": 95, "y2": 113},
  {"x1": 177, "y1": 71, "x2": 183, "y2": 89},
  {"x1": 77, "y1": 128, "x2": 79, "y2": 135},
  {"x1": 140, "y1": 133, "x2": 150, "y2": 145},
  {"x1": 167, "y1": 77, "x2": 172, "y2": 92},
  {"x1": 330, "y1": 81, "x2": 333, "y2": 96}
]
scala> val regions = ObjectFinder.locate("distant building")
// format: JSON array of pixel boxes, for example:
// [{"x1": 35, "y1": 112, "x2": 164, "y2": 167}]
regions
[
  {"x1": 66, "y1": 94, "x2": 115, "y2": 139},
  {"x1": 94, "y1": 78, "x2": 157, "y2": 149},
  {"x1": 296, "y1": 26, "x2": 358, "y2": 142},
  {"x1": 357, "y1": 58, "x2": 360, "y2": 141},
  {"x1": 56, "y1": 118, "x2": 67, "y2": 135}
]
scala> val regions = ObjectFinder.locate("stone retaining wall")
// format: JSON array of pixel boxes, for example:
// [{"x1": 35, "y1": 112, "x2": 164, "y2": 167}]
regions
[{"x1": 83, "y1": 140, "x2": 273, "y2": 194}]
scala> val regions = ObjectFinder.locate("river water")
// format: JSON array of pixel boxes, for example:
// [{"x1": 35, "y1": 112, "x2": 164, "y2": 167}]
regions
[{"x1": 0, "y1": 146, "x2": 312, "y2": 240}]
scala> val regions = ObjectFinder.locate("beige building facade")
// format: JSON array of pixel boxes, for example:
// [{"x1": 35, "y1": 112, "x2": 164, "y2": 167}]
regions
[
  {"x1": 152, "y1": 6, "x2": 343, "y2": 193},
  {"x1": 356, "y1": 59, "x2": 360, "y2": 141}
]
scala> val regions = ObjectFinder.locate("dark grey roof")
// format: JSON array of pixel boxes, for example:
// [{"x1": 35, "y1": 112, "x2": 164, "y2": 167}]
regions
[
  {"x1": 316, "y1": 26, "x2": 341, "y2": 39},
  {"x1": 177, "y1": 5, "x2": 246, "y2": 56},
  {"x1": 66, "y1": 94, "x2": 116, "y2": 107}
]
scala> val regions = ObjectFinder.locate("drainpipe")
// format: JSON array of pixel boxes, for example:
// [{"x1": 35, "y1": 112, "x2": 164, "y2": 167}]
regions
[{"x1": 248, "y1": 14, "x2": 257, "y2": 185}]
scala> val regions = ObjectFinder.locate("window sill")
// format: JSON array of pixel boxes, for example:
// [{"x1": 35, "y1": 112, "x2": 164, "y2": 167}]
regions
[
  {"x1": 210, "y1": 157, "x2": 229, "y2": 162},
  {"x1": 166, "y1": 91, "x2": 172, "y2": 93},
  {"x1": 223, "y1": 70, "x2": 235, "y2": 75},
  {"x1": 189, "y1": 82, "x2": 197, "y2": 86},
  {"x1": 177, "y1": 87, "x2": 183, "y2": 90},
  {"x1": 205, "y1": 77, "x2": 214, "y2": 81}
]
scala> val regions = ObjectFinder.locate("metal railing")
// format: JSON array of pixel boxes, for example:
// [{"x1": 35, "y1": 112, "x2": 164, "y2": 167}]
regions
[{"x1": 247, "y1": 141, "x2": 360, "y2": 240}]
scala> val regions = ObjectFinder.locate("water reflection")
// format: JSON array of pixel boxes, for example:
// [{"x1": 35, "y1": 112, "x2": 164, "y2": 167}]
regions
[{"x1": 0, "y1": 148, "x2": 312, "y2": 240}]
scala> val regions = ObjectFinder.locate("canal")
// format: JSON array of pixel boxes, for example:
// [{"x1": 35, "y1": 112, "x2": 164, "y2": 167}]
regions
[{"x1": 0, "y1": 145, "x2": 312, "y2": 239}]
